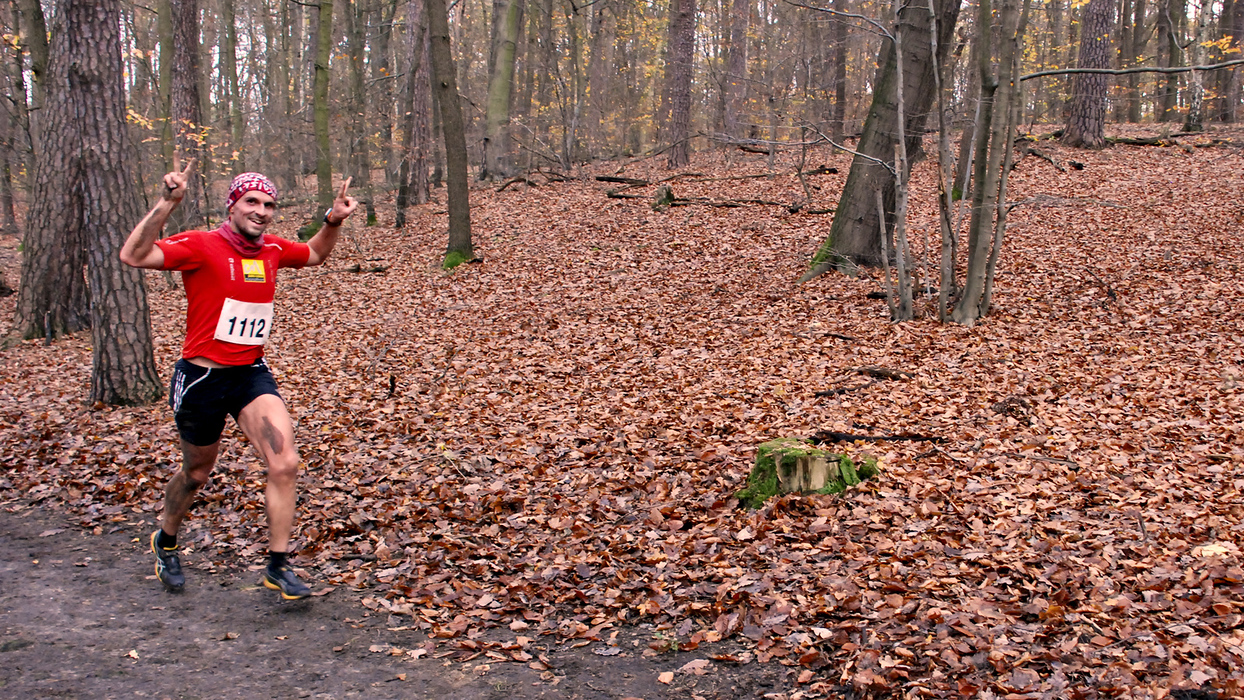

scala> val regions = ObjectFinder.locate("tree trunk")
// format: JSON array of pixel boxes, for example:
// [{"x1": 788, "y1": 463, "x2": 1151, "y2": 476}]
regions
[
  {"x1": 722, "y1": 0, "x2": 749, "y2": 139},
  {"x1": 802, "y1": 0, "x2": 961, "y2": 278},
  {"x1": 585, "y1": 0, "x2": 615, "y2": 154},
  {"x1": 60, "y1": 0, "x2": 162, "y2": 403},
  {"x1": 222, "y1": 0, "x2": 244, "y2": 171},
  {"x1": 396, "y1": 0, "x2": 431, "y2": 227},
  {"x1": 345, "y1": 0, "x2": 376, "y2": 224},
  {"x1": 830, "y1": 0, "x2": 847, "y2": 142},
  {"x1": 0, "y1": 80, "x2": 17, "y2": 233},
  {"x1": 426, "y1": 0, "x2": 473, "y2": 266},
  {"x1": 1126, "y1": 0, "x2": 1145, "y2": 123},
  {"x1": 953, "y1": 0, "x2": 1029, "y2": 325},
  {"x1": 1062, "y1": 0, "x2": 1113, "y2": 148},
  {"x1": 169, "y1": 0, "x2": 206, "y2": 232},
  {"x1": 482, "y1": 0, "x2": 523, "y2": 179},
  {"x1": 663, "y1": 0, "x2": 696, "y2": 168},
  {"x1": 374, "y1": 0, "x2": 400, "y2": 186},
  {"x1": 1115, "y1": 0, "x2": 1133, "y2": 123},
  {"x1": 16, "y1": 0, "x2": 48, "y2": 152},
  {"x1": 1223, "y1": 0, "x2": 1244, "y2": 121},
  {"x1": 313, "y1": 0, "x2": 335, "y2": 210}
]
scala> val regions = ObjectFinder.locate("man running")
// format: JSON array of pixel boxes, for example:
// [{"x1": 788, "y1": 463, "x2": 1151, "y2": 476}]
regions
[{"x1": 120, "y1": 158, "x2": 357, "y2": 599}]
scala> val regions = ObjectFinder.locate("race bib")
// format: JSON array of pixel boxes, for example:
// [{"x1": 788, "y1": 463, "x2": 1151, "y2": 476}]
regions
[{"x1": 214, "y1": 298, "x2": 274, "y2": 346}]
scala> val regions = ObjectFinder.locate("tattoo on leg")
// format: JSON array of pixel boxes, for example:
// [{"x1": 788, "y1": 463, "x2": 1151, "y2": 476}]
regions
[{"x1": 261, "y1": 416, "x2": 285, "y2": 455}]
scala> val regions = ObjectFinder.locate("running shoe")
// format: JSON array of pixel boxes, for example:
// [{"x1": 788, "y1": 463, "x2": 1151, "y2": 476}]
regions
[
  {"x1": 150, "y1": 530, "x2": 185, "y2": 591},
  {"x1": 263, "y1": 565, "x2": 311, "y2": 600}
]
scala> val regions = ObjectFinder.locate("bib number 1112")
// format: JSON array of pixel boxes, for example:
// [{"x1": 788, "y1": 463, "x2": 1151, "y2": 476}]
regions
[{"x1": 214, "y1": 298, "x2": 274, "y2": 346}]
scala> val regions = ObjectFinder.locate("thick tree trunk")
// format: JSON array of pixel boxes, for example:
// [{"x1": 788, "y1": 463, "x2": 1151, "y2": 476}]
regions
[
  {"x1": 803, "y1": 0, "x2": 961, "y2": 278},
  {"x1": 426, "y1": 0, "x2": 472, "y2": 265},
  {"x1": 59, "y1": 0, "x2": 162, "y2": 403},
  {"x1": 482, "y1": 0, "x2": 523, "y2": 179},
  {"x1": 663, "y1": 0, "x2": 696, "y2": 168},
  {"x1": 169, "y1": 0, "x2": 206, "y2": 231},
  {"x1": 1062, "y1": 0, "x2": 1114, "y2": 148},
  {"x1": 18, "y1": 0, "x2": 163, "y2": 406},
  {"x1": 314, "y1": 0, "x2": 335, "y2": 210}
]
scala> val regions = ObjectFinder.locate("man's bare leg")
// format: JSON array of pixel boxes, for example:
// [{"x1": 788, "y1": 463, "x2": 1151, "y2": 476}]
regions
[
  {"x1": 161, "y1": 440, "x2": 219, "y2": 536},
  {"x1": 236, "y1": 394, "x2": 300, "y2": 553}
]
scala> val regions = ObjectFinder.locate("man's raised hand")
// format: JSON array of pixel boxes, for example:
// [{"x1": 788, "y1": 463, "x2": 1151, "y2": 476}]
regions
[
  {"x1": 327, "y1": 177, "x2": 358, "y2": 225},
  {"x1": 162, "y1": 155, "x2": 196, "y2": 204}
]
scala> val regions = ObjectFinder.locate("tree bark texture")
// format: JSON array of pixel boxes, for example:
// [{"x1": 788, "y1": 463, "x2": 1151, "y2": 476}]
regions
[
  {"x1": 221, "y1": 0, "x2": 244, "y2": 171},
  {"x1": 18, "y1": 0, "x2": 163, "y2": 407},
  {"x1": 482, "y1": 0, "x2": 523, "y2": 179},
  {"x1": 803, "y1": 0, "x2": 961, "y2": 278},
  {"x1": 169, "y1": 0, "x2": 206, "y2": 230},
  {"x1": 1062, "y1": 0, "x2": 1114, "y2": 148},
  {"x1": 16, "y1": 0, "x2": 49, "y2": 151},
  {"x1": 396, "y1": 0, "x2": 431, "y2": 227},
  {"x1": 314, "y1": 0, "x2": 335, "y2": 210},
  {"x1": 345, "y1": 0, "x2": 376, "y2": 223},
  {"x1": 722, "y1": 0, "x2": 749, "y2": 139},
  {"x1": 426, "y1": 0, "x2": 473, "y2": 261},
  {"x1": 585, "y1": 0, "x2": 616, "y2": 152},
  {"x1": 830, "y1": 0, "x2": 848, "y2": 142},
  {"x1": 664, "y1": 0, "x2": 696, "y2": 168}
]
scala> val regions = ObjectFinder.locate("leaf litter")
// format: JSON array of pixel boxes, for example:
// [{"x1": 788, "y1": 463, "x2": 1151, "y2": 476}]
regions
[{"x1": 1, "y1": 128, "x2": 1243, "y2": 698}]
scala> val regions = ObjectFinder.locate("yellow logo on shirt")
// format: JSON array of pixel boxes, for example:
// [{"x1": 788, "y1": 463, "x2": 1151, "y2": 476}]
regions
[{"x1": 241, "y1": 259, "x2": 266, "y2": 283}]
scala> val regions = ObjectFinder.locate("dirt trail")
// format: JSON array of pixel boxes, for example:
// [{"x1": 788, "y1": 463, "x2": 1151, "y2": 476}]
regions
[{"x1": 0, "y1": 504, "x2": 788, "y2": 700}]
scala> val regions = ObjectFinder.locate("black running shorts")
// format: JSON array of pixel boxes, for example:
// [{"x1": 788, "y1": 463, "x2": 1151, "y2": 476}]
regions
[{"x1": 168, "y1": 358, "x2": 282, "y2": 446}]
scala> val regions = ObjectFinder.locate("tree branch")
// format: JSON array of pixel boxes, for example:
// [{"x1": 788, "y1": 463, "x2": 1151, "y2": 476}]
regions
[{"x1": 1021, "y1": 58, "x2": 1244, "y2": 81}]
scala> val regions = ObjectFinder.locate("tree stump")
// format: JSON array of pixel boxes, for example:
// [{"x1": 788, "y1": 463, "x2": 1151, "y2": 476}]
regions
[{"x1": 736, "y1": 438, "x2": 878, "y2": 509}]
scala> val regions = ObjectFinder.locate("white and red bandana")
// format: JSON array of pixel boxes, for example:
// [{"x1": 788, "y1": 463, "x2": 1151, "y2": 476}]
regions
[{"x1": 226, "y1": 172, "x2": 278, "y2": 211}]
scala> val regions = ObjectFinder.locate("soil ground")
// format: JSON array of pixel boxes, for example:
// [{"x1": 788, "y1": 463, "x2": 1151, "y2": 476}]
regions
[{"x1": 0, "y1": 501, "x2": 796, "y2": 700}]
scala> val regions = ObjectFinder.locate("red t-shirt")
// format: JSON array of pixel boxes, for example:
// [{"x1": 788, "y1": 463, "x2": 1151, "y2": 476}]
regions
[{"x1": 156, "y1": 230, "x2": 311, "y2": 365}]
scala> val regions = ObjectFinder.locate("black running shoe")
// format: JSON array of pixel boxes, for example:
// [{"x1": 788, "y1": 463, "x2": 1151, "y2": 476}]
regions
[
  {"x1": 150, "y1": 530, "x2": 185, "y2": 591},
  {"x1": 263, "y1": 565, "x2": 311, "y2": 600}
]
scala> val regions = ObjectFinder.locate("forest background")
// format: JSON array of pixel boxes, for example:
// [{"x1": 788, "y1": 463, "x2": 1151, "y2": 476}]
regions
[{"x1": 1, "y1": 0, "x2": 1244, "y2": 698}]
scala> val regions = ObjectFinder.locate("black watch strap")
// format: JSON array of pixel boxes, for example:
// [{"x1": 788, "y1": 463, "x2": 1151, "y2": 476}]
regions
[{"x1": 323, "y1": 208, "x2": 342, "y2": 226}]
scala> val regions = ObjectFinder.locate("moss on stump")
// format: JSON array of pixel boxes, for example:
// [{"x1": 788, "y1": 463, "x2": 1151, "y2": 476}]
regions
[{"x1": 736, "y1": 437, "x2": 879, "y2": 509}]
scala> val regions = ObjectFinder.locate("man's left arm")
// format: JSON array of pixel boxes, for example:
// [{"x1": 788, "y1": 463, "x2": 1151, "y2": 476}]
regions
[{"x1": 305, "y1": 177, "x2": 358, "y2": 267}]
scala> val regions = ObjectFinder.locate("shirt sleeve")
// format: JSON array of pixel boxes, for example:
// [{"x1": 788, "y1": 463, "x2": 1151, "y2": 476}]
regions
[
  {"x1": 276, "y1": 239, "x2": 312, "y2": 269},
  {"x1": 155, "y1": 232, "x2": 204, "y2": 271}
]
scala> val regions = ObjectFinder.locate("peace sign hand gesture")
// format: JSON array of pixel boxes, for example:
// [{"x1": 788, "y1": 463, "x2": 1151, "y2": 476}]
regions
[
  {"x1": 325, "y1": 177, "x2": 358, "y2": 226},
  {"x1": 162, "y1": 154, "x2": 195, "y2": 204}
]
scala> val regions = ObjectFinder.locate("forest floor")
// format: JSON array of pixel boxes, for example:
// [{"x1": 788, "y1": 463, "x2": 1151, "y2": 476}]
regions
[{"x1": 1, "y1": 125, "x2": 1243, "y2": 699}]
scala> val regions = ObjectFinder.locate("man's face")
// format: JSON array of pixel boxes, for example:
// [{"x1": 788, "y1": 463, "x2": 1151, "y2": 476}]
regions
[{"x1": 229, "y1": 190, "x2": 276, "y2": 238}]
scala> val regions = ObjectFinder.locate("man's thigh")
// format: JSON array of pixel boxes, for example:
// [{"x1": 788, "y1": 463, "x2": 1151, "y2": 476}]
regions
[{"x1": 236, "y1": 394, "x2": 297, "y2": 462}]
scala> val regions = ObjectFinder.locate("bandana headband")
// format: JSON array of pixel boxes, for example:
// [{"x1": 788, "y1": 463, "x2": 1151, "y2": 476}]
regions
[{"x1": 226, "y1": 172, "x2": 279, "y2": 211}]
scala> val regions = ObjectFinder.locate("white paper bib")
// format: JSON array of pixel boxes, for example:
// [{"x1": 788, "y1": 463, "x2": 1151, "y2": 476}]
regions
[{"x1": 214, "y1": 298, "x2": 274, "y2": 346}]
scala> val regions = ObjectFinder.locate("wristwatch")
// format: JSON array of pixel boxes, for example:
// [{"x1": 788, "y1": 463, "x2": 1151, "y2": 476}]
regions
[{"x1": 323, "y1": 208, "x2": 344, "y2": 226}]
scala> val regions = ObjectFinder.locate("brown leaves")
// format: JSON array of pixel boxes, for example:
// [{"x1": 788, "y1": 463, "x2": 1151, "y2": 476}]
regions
[{"x1": 3, "y1": 135, "x2": 1244, "y2": 696}]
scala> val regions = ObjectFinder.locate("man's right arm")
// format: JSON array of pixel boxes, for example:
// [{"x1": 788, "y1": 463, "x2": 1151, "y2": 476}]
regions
[
  {"x1": 119, "y1": 198, "x2": 175, "y2": 269},
  {"x1": 121, "y1": 159, "x2": 195, "y2": 270}
]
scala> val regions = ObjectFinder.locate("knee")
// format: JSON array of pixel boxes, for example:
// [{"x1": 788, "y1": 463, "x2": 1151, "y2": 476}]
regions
[
  {"x1": 181, "y1": 468, "x2": 211, "y2": 490},
  {"x1": 267, "y1": 452, "x2": 301, "y2": 484}
]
